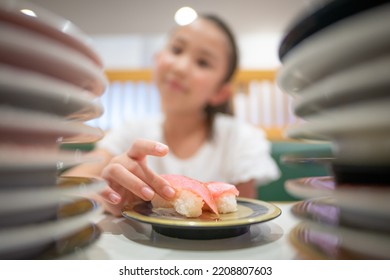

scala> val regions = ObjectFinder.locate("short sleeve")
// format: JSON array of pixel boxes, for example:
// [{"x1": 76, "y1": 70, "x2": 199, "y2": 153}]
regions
[{"x1": 224, "y1": 120, "x2": 280, "y2": 186}]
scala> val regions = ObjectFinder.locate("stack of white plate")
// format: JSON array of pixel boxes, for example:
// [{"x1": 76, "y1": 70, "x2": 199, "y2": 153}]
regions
[
  {"x1": 277, "y1": 0, "x2": 390, "y2": 259},
  {"x1": 0, "y1": 0, "x2": 107, "y2": 259}
]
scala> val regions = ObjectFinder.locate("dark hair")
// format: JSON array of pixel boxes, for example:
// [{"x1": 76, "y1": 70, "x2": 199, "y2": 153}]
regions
[
  {"x1": 200, "y1": 14, "x2": 238, "y2": 83},
  {"x1": 199, "y1": 14, "x2": 239, "y2": 138}
]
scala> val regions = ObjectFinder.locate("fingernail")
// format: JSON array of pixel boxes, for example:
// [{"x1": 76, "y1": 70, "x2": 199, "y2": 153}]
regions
[
  {"x1": 155, "y1": 143, "x2": 168, "y2": 153},
  {"x1": 141, "y1": 187, "x2": 155, "y2": 200},
  {"x1": 162, "y1": 185, "x2": 176, "y2": 199},
  {"x1": 109, "y1": 192, "x2": 121, "y2": 204}
]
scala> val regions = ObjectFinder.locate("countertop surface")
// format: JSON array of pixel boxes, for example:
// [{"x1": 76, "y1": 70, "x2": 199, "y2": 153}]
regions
[{"x1": 61, "y1": 202, "x2": 304, "y2": 260}]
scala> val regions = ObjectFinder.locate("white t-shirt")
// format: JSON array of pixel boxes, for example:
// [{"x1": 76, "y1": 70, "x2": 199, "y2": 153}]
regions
[{"x1": 98, "y1": 114, "x2": 280, "y2": 186}]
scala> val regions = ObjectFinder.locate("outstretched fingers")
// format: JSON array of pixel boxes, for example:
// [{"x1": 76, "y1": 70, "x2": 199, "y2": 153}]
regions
[
  {"x1": 102, "y1": 163, "x2": 155, "y2": 200},
  {"x1": 127, "y1": 139, "x2": 176, "y2": 200},
  {"x1": 101, "y1": 139, "x2": 176, "y2": 203},
  {"x1": 127, "y1": 139, "x2": 169, "y2": 160},
  {"x1": 139, "y1": 161, "x2": 176, "y2": 199}
]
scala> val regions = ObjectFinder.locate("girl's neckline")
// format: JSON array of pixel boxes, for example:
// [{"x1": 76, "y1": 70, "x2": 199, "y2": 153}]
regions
[
  {"x1": 166, "y1": 138, "x2": 211, "y2": 163},
  {"x1": 160, "y1": 117, "x2": 210, "y2": 161}
]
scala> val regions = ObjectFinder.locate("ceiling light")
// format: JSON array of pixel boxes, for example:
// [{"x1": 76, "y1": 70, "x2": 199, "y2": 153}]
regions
[
  {"x1": 174, "y1": 7, "x2": 197, "y2": 26},
  {"x1": 20, "y1": 9, "x2": 37, "y2": 17}
]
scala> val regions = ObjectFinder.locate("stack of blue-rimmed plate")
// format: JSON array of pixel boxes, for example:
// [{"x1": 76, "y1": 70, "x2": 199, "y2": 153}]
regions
[
  {"x1": 0, "y1": 0, "x2": 107, "y2": 259},
  {"x1": 277, "y1": 0, "x2": 390, "y2": 259}
]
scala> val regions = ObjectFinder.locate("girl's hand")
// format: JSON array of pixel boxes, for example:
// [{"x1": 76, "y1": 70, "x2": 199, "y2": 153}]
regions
[{"x1": 98, "y1": 139, "x2": 176, "y2": 216}]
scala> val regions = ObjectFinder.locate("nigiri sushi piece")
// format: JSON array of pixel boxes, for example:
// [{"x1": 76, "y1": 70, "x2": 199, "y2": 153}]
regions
[
  {"x1": 151, "y1": 174, "x2": 219, "y2": 218},
  {"x1": 205, "y1": 182, "x2": 239, "y2": 214}
]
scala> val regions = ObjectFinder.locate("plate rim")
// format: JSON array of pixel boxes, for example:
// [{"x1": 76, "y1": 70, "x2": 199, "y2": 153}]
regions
[
  {"x1": 292, "y1": 54, "x2": 390, "y2": 117},
  {"x1": 0, "y1": 21, "x2": 107, "y2": 95},
  {"x1": 278, "y1": 0, "x2": 388, "y2": 60},
  {"x1": 0, "y1": 106, "x2": 104, "y2": 143},
  {"x1": 0, "y1": 176, "x2": 106, "y2": 212},
  {"x1": 122, "y1": 197, "x2": 282, "y2": 229},
  {"x1": 285, "y1": 176, "x2": 390, "y2": 216},
  {"x1": 0, "y1": 64, "x2": 103, "y2": 121},
  {"x1": 286, "y1": 97, "x2": 390, "y2": 140},
  {"x1": 277, "y1": 4, "x2": 390, "y2": 94},
  {"x1": 290, "y1": 221, "x2": 390, "y2": 259},
  {"x1": 37, "y1": 222, "x2": 101, "y2": 260},
  {"x1": 0, "y1": 196, "x2": 103, "y2": 252},
  {"x1": 0, "y1": 0, "x2": 103, "y2": 68},
  {"x1": 291, "y1": 197, "x2": 390, "y2": 232},
  {"x1": 0, "y1": 148, "x2": 100, "y2": 169}
]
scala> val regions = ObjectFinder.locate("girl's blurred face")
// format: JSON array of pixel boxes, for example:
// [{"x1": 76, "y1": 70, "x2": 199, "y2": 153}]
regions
[{"x1": 154, "y1": 18, "x2": 230, "y2": 117}]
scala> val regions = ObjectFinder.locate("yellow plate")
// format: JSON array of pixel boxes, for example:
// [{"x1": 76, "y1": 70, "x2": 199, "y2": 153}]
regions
[{"x1": 122, "y1": 197, "x2": 281, "y2": 239}]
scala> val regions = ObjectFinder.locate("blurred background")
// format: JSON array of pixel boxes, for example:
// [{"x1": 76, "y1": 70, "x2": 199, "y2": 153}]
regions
[
  {"x1": 26, "y1": 0, "x2": 331, "y2": 201},
  {"x1": 28, "y1": 0, "x2": 312, "y2": 70},
  {"x1": 2, "y1": 0, "x2": 389, "y2": 260},
  {"x1": 27, "y1": 0, "x2": 314, "y2": 135}
]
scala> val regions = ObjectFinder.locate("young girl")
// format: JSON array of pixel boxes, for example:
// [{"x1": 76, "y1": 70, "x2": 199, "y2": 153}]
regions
[{"x1": 67, "y1": 14, "x2": 280, "y2": 216}]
